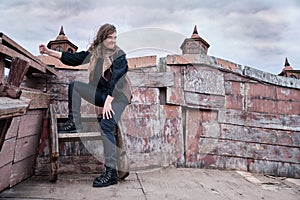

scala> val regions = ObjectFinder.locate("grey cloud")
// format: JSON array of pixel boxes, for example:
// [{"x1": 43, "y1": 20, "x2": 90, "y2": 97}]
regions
[{"x1": 0, "y1": 0, "x2": 299, "y2": 74}]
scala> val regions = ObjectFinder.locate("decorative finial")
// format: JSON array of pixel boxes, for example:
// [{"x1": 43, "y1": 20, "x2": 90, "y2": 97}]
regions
[
  {"x1": 59, "y1": 26, "x2": 65, "y2": 35},
  {"x1": 191, "y1": 25, "x2": 200, "y2": 39},
  {"x1": 285, "y1": 57, "x2": 290, "y2": 66},
  {"x1": 193, "y1": 25, "x2": 198, "y2": 35}
]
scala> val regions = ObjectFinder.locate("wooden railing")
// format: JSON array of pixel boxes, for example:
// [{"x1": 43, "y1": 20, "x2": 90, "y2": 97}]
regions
[{"x1": 0, "y1": 32, "x2": 57, "y2": 99}]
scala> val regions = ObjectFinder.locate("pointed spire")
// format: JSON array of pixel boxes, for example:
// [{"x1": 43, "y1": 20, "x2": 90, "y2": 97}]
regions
[
  {"x1": 59, "y1": 25, "x2": 65, "y2": 35},
  {"x1": 55, "y1": 26, "x2": 68, "y2": 40},
  {"x1": 285, "y1": 57, "x2": 290, "y2": 66},
  {"x1": 193, "y1": 25, "x2": 198, "y2": 35},
  {"x1": 191, "y1": 25, "x2": 200, "y2": 39}
]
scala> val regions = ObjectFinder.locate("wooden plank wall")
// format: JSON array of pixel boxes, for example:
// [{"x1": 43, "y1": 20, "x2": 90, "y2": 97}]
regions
[
  {"x1": 166, "y1": 54, "x2": 300, "y2": 178},
  {"x1": 0, "y1": 109, "x2": 46, "y2": 191}
]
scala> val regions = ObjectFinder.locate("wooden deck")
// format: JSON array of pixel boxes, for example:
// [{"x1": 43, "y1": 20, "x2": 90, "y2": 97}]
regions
[{"x1": 1, "y1": 168, "x2": 300, "y2": 200}]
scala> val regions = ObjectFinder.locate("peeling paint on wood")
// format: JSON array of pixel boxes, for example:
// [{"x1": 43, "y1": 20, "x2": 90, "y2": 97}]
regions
[{"x1": 184, "y1": 66, "x2": 225, "y2": 95}]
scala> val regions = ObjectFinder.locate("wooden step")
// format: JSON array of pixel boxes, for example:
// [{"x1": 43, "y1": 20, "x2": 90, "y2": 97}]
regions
[
  {"x1": 48, "y1": 104, "x2": 130, "y2": 182},
  {"x1": 55, "y1": 114, "x2": 102, "y2": 122},
  {"x1": 58, "y1": 132, "x2": 101, "y2": 142},
  {"x1": 58, "y1": 132, "x2": 102, "y2": 142}
]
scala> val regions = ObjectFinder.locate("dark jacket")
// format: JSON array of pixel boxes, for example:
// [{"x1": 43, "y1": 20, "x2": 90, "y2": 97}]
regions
[{"x1": 61, "y1": 50, "x2": 132, "y2": 103}]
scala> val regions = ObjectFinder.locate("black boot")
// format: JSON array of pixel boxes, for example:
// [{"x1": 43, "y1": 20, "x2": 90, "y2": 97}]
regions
[
  {"x1": 93, "y1": 166, "x2": 118, "y2": 187},
  {"x1": 59, "y1": 119, "x2": 83, "y2": 133}
]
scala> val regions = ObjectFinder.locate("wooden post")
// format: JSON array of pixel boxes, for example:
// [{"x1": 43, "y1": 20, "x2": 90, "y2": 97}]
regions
[
  {"x1": 0, "y1": 55, "x2": 4, "y2": 84},
  {"x1": 49, "y1": 104, "x2": 59, "y2": 182},
  {"x1": 7, "y1": 57, "x2": 29, "y2": 87}
]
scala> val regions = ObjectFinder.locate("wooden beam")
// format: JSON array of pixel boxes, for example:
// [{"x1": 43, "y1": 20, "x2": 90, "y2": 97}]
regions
[
  {"x1": 0, "y1": 44, "x2": 45, "y2": 73},
  {"x1": 0, "y1": 97, "x2": 29, "y2": 119},
  {"x1": 0, "y1": 33, "x2": 44, "y2": 69},
  {"x1": 0, "y1": 44, "x2": 58, "y2": 76},
  {"x1": 0, "y1": 33, "x2": 58, "y2": 76}
]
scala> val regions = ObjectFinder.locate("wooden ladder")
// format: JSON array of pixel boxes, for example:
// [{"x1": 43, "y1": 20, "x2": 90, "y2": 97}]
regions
[{"x1": 48, "y1": 104, "x2": 130, "y2": 182}]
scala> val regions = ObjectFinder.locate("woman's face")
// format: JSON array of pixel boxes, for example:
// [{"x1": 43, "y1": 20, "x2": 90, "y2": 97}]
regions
[{"x1": 103, "y1": 32, "x2": 117, "y2": 50}]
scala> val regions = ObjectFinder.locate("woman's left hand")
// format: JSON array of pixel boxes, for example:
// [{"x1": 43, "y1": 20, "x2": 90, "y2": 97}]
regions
[{"x1": 103, "y1": 95, "x2": 115, "y2": 119}]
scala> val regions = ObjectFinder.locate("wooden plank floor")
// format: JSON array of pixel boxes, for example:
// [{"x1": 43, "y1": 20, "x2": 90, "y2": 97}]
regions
[{"x1": 1, "y1": 167, "x2": 300, "y2": 200}]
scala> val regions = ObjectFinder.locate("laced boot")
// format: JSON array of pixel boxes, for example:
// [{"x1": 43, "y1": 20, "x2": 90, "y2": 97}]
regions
[
  {"x1": 92, "y1": 167, "x2": 107, "y2": 183},
  {"x1": 93, "y1": 166, "x2": 118, "y2": 187},
  {"x1": 59, "y1": 119, "x2": 83, "y2": 133}
]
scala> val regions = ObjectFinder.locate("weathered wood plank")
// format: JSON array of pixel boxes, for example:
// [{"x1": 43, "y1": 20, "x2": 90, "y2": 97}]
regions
[
  {"x1": 185, "y1": 91, "x2": 225, "y2": 109},
  {"x1": 184, "y1": 66, "x2": 225, "y2": 95},
  {"x1": 218, "y1": 109, "x2": 300, "y2": 131},
  {"x1": 167, "y1": 54, "x2": 216, "y2": 66},
  {"x1": 21, "y1": 90, "x2": 50, "y2": 109},
  {"x1": 5, "y1": 116, "x2": 20, "y2": 139},
  {"x1": 1, "y1": 33, "x2": 39, "y2": 66},
  {"x1": 58, "y1": 132, "x2": 102, "y2": 142},
  {"x1": 49, "y1": 104, "x2": 59, "y2": 160},
  {"x1": 0, "y1": 137, "x2": 15, "y2": 167},
  {"x1": 56, "y1": 113, "x2": 99, "y2": 119},
  {"x1": 7, "y1": 57, "x2": 29, "y2": 87},
  {"x1": 244, "y1": 66, "x2": 300, "y2": 89},
  {"x1": 187, "y1": 138, "x2": 300, "y2": 164},
  {"x1": 0, "y1": 97, "x2": 29, "y2": 119},
  {"x1": 127, "y1": 55, "x2": 157, "y2": 69},
  {"x1": 127, "y1": 71, "x2": 174, "y2": 87},
  {"x1": 17, "y1": 110, "x2": 44, "y2": 138},
  {"x1": 14, "y1": 134, "x2": 40, "y2": 162},
  {"x1": 0, "y1": 43, "x2": 45, "y2": 73},
  {"x1": 10, "y1": 155, "x2": 35, "y2": 187},
  {"x1": 223, "y1": 72, "x2": 257, "y2": 83},
  {"x1": 249, "y1": 159, "x2": 300, "y2": 178},
  {"x1": 0, "y1": 33, "x2": 58, "y2": 75},
  {"x1": 0, "y1": 162, "x2": 12, "y2": 191},
  {"x1": 220, "y1": 124, "x2": 300, "y2": 148},
  {"x1": 186, "y1": 154, "x2": 300, "y2": 178}
]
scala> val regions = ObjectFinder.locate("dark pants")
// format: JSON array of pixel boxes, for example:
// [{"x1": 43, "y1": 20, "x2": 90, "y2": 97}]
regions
[{"x1": 68, "y1": 81, "x2": 128, "y2": 169}]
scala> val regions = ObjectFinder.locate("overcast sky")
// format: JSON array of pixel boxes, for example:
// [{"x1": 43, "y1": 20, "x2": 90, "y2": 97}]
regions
[{"x1": 0, "y1": 0, "x2": 299, "y2": 74}]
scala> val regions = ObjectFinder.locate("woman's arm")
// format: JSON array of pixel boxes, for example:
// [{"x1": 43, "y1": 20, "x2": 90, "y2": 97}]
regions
[
  {"x1": 60, "y1": 51, "x2": 90, "y2": 66},
  {"x1": 103, "y1": 53, "x2": 128, "y2": 119},
  {"x1": 39, "y1": 44, "x2": 90, "y2": 66},
  {"x1": 39, "y1": 44, "x2": 62, "y2": 59},
  {"x1": 107, "y1": 54, "x2": 128, "y2": 96}
]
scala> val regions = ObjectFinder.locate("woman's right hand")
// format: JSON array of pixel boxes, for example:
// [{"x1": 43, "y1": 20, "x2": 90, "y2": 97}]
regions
[
  {"x1": 39, "y1": 44, "x2": 48, "y2": 54},
  {"x1": 38, "y1": 44, "x2": 62, "y2": 59}
]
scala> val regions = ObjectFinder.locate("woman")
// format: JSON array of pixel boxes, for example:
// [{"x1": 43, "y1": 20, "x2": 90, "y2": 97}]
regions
[{"x1": 39, "y1": 23, "x2": 132, "y2": 187}]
